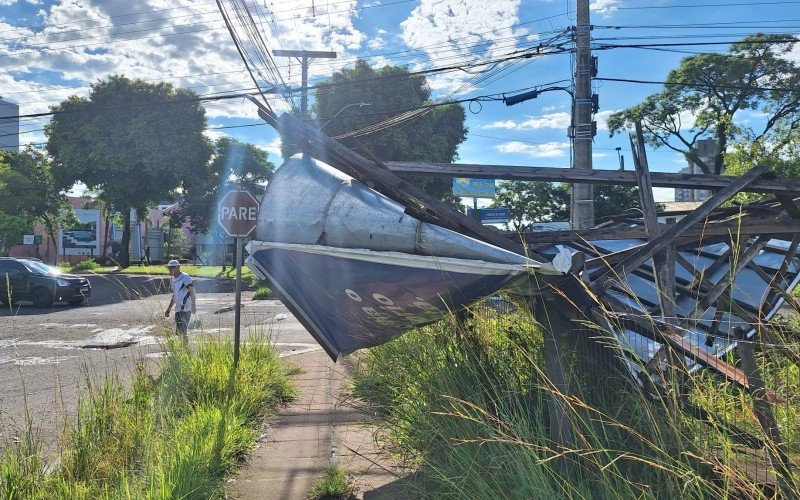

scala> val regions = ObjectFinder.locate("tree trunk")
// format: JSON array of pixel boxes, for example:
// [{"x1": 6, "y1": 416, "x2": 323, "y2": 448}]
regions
[
  {"x1": 102, "y1": 210, "x2": 110, "y2": 257},
  {"x1": 120, "y1": 208, "x2": 131, "y2": 268}
]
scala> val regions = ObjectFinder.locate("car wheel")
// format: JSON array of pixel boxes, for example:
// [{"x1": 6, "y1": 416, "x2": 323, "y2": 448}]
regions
[
  {"x1": 32, "y1": 288, "x2": 54, "y2": 309},
  {"x1": 67, "y1": 298, "x2": 85, "y2": 306}
]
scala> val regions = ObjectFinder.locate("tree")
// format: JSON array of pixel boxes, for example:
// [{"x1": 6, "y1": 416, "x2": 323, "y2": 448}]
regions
[
  {"x1": 551, "y1": 184, "x2": 640, "y2": 225},
  {"x1": 492, "y1": 181, "x2": 568, "y2": 232},
  {"x1": 174, "y1": 136, "x2": 275, "y2": 235},
  {"x1": 0, "y1": 148, "x2": 76, "y2": 258},
  {"x1": 607, "y1": 34, "x2": 800, "y2": 175},
  {"x1": 46, "y1": 75, "x2": 212, "y2": 267},
  {"x1": 725, "y1": 134, "x2": 800, "y2": 203},
  {"x1": 311, "y1": 59, "x2": 467, "y2": 202}
]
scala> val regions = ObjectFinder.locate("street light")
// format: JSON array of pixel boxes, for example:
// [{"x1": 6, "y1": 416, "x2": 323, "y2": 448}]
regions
[
  {"x1": 318, "y1": 102, "x2": 371, "y2": 131},
  {"x1": 615, "y1": 147, "x2": 625, "y2": 171}
]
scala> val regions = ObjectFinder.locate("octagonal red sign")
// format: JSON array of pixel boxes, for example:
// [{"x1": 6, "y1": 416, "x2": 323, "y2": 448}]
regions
[{"x1": 218, "y1": 190, "x2": 260, "y2": 237}]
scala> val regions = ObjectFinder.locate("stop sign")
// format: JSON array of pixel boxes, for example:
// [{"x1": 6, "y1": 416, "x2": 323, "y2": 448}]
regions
[{"x1": 218, "y1": 190, "x2": 260, "y2": 237}]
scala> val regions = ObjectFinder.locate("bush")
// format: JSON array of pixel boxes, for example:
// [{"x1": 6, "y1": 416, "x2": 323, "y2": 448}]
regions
[{"x1": 69, "y1": 259, "x2": 102, "y2": 272}]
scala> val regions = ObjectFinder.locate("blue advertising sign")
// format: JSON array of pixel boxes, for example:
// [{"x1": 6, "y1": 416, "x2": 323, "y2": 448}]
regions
[
  {"x1": 479, "y1": 207, "x2": 510, "y2": 224},
  {"x1": 468, "y1": 207, "x2": 510, "y2": 224},
  {"x1": 452, "y1": 177, "x2": 496, "y2": 198}
]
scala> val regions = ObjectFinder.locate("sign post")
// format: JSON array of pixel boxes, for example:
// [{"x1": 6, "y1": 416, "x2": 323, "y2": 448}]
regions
[{"x1": 218, "y1": 190, "x2": 260, "y2": 368}]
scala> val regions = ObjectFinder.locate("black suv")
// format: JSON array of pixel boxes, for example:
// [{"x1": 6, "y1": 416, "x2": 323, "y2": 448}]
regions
[{"x1": 0, "y1": 257, "x2": 91, "y2": 308}]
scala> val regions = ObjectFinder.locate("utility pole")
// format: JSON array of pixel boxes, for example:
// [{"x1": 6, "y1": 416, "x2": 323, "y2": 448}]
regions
[
  {"x1": 571, "y1": 0, "x2": 595, "y2": 230},
  {"x1": 272, "y1": 49, "x2": 337, "y2": 118}
]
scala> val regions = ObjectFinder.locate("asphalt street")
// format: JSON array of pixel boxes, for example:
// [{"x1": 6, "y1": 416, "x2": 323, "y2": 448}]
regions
[{"x1": 0, "y1": 273, "x2": 319, "y2": 455}]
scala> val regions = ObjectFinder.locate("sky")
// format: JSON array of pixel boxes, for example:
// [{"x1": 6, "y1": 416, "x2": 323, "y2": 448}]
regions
[{"x1": 1, "y1": 0, "x2": 799, "y2": 203}]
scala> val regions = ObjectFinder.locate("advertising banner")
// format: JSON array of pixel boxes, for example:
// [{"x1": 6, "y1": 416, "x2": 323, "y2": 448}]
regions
[
  {"x1": 452, "y1": 177, "x2": 496, "y2": 198},
  {"x1": 60, "y1": 209, "x2": 101, "y2": 256}
]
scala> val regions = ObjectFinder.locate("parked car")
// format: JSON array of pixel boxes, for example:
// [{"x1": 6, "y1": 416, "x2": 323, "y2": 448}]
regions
[{"x1": 0, "y1": 257, "x2": 91, "y2": 308}]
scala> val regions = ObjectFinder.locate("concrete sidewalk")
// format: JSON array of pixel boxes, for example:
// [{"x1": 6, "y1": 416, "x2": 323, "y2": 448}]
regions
[{"x1": 226, "y1": 350, "x2": 411, "y2": 499}]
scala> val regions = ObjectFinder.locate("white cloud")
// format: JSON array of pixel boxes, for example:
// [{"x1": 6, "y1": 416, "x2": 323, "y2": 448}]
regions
[
  {"x1": 496, "y1": 141, "x2": 570, "y2": 158},
  {"x1": 0, "y1": 0, "x2": 19, "y2": 5},
  {"x1": 0, "y1": 0, "x2": 369, "y2": 145},
  {"x1": 400, "y1": 0, "x2": 525, "y2": 94},
  {"x1": 483, "y1": 112, "x2": 571, "y2": 130},
  {"x1": 590, "y1": 0, "x2": 621, "y2": 14},
  {"x1": 255, "y1": 137, "x2": 282, "y2": 158},
  {"x1": 367, "y1": 37, "x2": 385, "y2": 50}
]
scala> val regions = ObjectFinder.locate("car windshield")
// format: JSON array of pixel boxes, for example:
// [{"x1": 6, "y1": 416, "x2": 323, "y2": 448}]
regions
[{"x1": 23, "y1": 260, "x2": 63, "y2": 276}]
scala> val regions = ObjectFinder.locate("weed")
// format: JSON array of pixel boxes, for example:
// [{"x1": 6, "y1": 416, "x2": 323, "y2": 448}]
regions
[{"x1": 308, "y1": 465, "x2": 357, "y2": 499}]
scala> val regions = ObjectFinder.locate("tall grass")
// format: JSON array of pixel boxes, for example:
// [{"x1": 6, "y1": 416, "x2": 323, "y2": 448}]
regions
[
  {"x1": 0, "y1": 335, "x2": 296, "y2": 499},
  {"x1": 351, "y1": 301, "x2": 799, "y2": 498}
]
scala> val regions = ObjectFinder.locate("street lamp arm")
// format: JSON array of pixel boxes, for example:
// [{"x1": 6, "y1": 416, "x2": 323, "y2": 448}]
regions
[{"x1": 318, "y1": 102, "x2": 372, "y2": 131}]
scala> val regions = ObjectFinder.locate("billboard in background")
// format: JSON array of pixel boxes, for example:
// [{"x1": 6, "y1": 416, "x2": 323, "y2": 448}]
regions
[
  {"x1": 452, "y1": 177, "x2": 496, "y2": 198},
  {"x1": 60, "y1": 209, "x2": 100, "y2": 256}
]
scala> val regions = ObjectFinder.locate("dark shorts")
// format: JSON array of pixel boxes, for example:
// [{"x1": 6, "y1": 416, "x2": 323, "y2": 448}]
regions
[{"x1": 175, "y1": 311, "x2": 191, "y2": 335}]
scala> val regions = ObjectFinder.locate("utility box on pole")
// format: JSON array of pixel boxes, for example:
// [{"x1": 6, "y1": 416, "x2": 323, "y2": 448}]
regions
[{"x1": 571, "y1": 0, "x2": 595, "y2": 229}]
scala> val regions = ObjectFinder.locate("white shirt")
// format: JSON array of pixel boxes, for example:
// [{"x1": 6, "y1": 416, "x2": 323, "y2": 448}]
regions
[{"x1": 172, "y1": 272, "x2": 193, "y2": 312}]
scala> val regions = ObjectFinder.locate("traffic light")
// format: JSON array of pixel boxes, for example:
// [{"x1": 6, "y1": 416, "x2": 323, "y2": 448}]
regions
[{"x1": 591, "y1": 93, "x2": 599, "y2": 114}]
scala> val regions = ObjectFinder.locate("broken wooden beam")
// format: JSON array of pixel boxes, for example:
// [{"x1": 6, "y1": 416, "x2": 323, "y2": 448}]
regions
[
  {"x1": 590, "y1": 166, "x2": 770, "y2": 294},
  {"x1": 384, "y1": 161, "x2": 800, "y2": 196}
]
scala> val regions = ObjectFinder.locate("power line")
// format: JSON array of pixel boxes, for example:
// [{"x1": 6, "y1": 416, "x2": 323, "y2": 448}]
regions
[
  {"x1": 616, "y1": 0, "x2": 800, "y2": 10},
  {"x1": 595, "y1": 76, "x2": 797, "y2": 92}
]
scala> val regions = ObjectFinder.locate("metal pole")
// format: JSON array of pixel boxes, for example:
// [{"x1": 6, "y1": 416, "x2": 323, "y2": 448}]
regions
[
  {"x1": 233, "y1": 236, "x2": 243, "y2": 368},
  {"x1": 301, "y1": 54, "x2": 309, "y2": 118},
  {"x1": 571, "y1": 0, "x2": 594, "y2": 230}
]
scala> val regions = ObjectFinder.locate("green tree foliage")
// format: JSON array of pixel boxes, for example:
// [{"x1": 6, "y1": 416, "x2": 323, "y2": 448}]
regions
[
  {"x1": 607, "y1": 34, "x2": 800, "y2": 175},
  {"x1": 311, "y1": 59, "x2": 467, "y2": 202},
  {"x1": 492, "y1": 181, "x2": 568, "y2": 232},
  {"x1": 46, "y1": 75, "x2": 212, "y2": 267},
  {"x1": 552, "y1": 184, "x2": 640, "y2": 225},
  {"x1": 0, "y1": 148, "x2": 75, "y2": 257},
  {"x1": 726, "y1": 135, "x2": 800, "y2": 203},
  {"x1": 175, "y1": 136, "x2": 275, "y2": 235}
]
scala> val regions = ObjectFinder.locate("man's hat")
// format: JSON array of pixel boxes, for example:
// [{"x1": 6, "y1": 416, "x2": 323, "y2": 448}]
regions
[{"x1": 166, "y1": 259, "x2": 180, "y2": 267}]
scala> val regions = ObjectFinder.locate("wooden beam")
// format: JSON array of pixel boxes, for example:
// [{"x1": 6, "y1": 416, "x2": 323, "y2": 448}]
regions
[
  {"x1": 590, "y1": 166, "x2": 770, "y2": 294},
  {"x1": 533, "y1": 297, "x2": 575, "y2": 455},
  {"x1": 680, "y1": 236, "x2": 770, "y2": 327},
  {"x1": 738, "y1": 332, "x2": 798, "y2": 496},
  {"x1": 520, "y1": 218, "x2": 800, "y2": 246},
  {"x1": 384, "y1": 161, "x2": 800, "y2": 196},
  {"x1": 599, "y1": 294, "x2": 752, "y2": 390},
  {"x1": 632, "y1": 124, "x2": 676, "y2": 327}
]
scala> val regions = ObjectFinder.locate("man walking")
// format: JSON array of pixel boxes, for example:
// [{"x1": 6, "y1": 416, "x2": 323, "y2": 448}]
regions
[{"x1": 165, "y1": 259, "x2": 196, "y2": 338}]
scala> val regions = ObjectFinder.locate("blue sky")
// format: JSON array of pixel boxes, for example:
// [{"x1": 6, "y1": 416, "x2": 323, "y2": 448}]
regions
[{"x1": 1, "y1": 0, "x2": 798, "y2": 202}]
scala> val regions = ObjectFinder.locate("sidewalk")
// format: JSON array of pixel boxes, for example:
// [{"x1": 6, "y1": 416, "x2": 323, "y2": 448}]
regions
[{"x1": 226, "y1": 350, "x2": 411, "y2": 499}]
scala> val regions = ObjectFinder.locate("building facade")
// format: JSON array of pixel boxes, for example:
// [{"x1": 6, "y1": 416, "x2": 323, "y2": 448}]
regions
[
  {"x1": 0, "y1": 98, "x2": 19, "y2": 152},
  {"x1": 675, "y1": 138, "x2": 720, "y2": 202}
]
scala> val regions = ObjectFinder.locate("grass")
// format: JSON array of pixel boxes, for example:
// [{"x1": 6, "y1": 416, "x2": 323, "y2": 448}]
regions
[
  {"x1": 350, "y1": 299, "x2": 800, "y2": 498},
  {"x1": 0, "y1": 335, "x2": 296, "y2": 499},
  {"x1": 95, "y1": 264, "x2": 256, "y2": 280},
  {"x1": 308, "y1": 465, "x2": 357, "y2": 499},
  {"x1": 252, "y1": 284, "x2": 273, "y2": 300}
]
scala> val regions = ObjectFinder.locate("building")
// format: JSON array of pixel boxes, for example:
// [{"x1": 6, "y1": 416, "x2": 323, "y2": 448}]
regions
[
  {"x1": 675, "y1": 138, "x2": 719, "y2": 202},
  {"x1": 0, "y1": 98, "x2": 19, "y2": 152}
]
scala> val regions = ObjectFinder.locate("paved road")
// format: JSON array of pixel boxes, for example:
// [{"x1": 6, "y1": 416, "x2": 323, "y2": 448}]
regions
[{"x1": 0, "y1": 273, "x2": 319, "y2": 455}]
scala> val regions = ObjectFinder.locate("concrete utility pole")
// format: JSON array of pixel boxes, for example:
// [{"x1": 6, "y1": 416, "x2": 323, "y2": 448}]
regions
[
  {"x1": 272, "y1": 50, "x2": 337, "y2": 118},
  {"x1": 571, "y1": 0, "x2": 594, "y2": 229}
]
